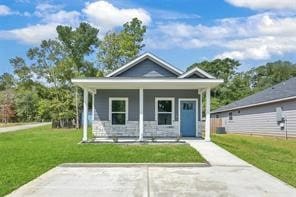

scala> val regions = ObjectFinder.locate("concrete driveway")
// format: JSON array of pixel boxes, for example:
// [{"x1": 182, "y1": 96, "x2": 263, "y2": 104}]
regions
[{"x1": 8, "y1": 140, "x2": 296, "y2": 197}]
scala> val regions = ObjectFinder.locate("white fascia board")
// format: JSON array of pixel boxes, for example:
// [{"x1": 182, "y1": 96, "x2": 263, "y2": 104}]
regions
[
  {"x1": 71, "y1": 78, "x2": 224, "y2": 89},
  {"x1": 179, "y1": 67, "x2": 215, "y2": 79},
  {"x1": 106, "y1": 52, "x2": 183, "y2": 77},
  {"x1": 211, "y1": 95, "x2": 296, "y2": 114},
  {"x1": 72, "y1": 78, "x2": 223, "y2": 83}
]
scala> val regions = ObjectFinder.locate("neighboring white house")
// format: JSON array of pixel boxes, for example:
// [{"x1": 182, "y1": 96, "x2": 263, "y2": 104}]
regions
[
  {"x1": 211, "y1": 77, "x2": 296, "y2": 138},
  {"x1": 72, "y1": 52, "x2": 223, "y2": 142}
]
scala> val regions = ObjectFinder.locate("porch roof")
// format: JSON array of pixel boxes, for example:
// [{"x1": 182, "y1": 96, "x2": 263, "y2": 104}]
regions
[{"x1": 72, "y1": 78, "x2": 223, "y2": 90}]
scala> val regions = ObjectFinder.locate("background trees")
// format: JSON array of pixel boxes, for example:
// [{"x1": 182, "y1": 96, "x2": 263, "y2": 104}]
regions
[
  {"x1": 188, "y1": 59, "x2": 296, "y2": 110},
  {"x1": 98, "y1": 18, "x2": 146, "y2": 73},
  {"x1": 0, "y1": 18, "x2": 146, "y2": 127}
]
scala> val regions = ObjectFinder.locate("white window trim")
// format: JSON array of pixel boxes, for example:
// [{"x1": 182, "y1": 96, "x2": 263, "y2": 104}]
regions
[
  {"x1": 109, "y1": 97, "x2": 128, "y2": 125},
  {"x1": 155, "y1": 97, "x2": 175, "y2": 126}
]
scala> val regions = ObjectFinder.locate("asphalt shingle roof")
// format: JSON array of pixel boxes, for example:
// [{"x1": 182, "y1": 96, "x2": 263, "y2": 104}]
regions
[{"x1": 212, "y1": 77, "x2": 296, "y2": 113}]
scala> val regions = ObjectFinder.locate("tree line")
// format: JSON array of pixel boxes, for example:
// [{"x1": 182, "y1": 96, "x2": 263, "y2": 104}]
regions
[
  {"x1": 188, "y1": 59, "x2": 296, "y2": 109},
  {"x1": 1, "y1": 18, "x2": 296, "y2": 126},
  {"x1": 0, "y1": 18, "x2": 146, "y2": 127}
]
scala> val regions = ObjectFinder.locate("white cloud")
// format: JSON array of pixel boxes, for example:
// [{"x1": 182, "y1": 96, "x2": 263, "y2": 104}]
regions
[
  {"x1": 225, "y1": 0, "x2": 296, "y2": 10},
  {"x1": 41, "y1": 10, "x2": 80, "y2": 25},
  {"x1": 0, "y1": 3, "x2": 80, "y2": 44},
  {"x1": 0, "y1": 1, "x2": 152, "y2": 45},
  {"x1": 82, "y1": 1, "x2": 151, "y2": 31},
  {"x1": 0, "y1": 5, "x2": 12, "y2": 15},
  {"x1": 0, "y1": 23, "x2": 58, "y2": 44},
  {"x1": 147, "y1": 12, "x2": 296, "y2": 60}
]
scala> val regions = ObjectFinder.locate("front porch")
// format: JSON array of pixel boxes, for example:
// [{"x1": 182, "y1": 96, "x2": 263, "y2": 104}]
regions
[{"x1": 72, "y1": 78, "x2": 220, "y2": 142}]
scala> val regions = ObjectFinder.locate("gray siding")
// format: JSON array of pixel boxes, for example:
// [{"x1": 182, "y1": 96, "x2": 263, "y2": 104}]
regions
[
  {"x1": 185, "y1": 73, "x2": 206, "y2": 79},
  {"x1": 215, "y1": 99, "x2": 296, "y2": 136},
  {"x1": 144, "y1": 90, "x2": 198, "y2": 121},
  {"x1": 94, "y1": 90, "x2": 139, "y2": 121},
  {"x1": 94, "y1": 89, "x2": 199, "y2": 122},
  {"x1": 114, "y1": 59, "x2": 178, "y2": 78}
]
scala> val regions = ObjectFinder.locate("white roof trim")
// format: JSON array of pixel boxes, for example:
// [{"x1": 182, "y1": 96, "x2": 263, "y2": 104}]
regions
[
  {"x1": 178, "y1": 67, "x2": 215, "y2": 79},
  {"x1": 211, "y1": 95, "x2": 296, "y2": 113},
  {"x1": 71, "y1": 78, "x2": 223, "y2": 90},
  {"x1": 106, "y1": 52, "x2": 183, "y2": 77}
]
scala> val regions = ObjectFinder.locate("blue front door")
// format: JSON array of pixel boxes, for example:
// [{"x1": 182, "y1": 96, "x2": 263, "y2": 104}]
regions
[{"x1": 180, "y1": 100, "x2": 196, "y2": 137}]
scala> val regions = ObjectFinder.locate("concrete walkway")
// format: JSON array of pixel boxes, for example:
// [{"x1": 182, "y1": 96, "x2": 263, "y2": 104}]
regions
[
  {"x1": 185, "y1": 140, "x2": 296, "y2": 195},
  {"x1": 7, "y1": 140, "x2": 296, "y2": 197},
  {"x1": 0, "y1": 122, "x2": 51, "y2": 133}
]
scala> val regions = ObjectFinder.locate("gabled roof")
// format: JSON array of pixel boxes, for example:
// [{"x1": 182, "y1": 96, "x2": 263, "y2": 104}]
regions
[
  {"x1": 106, "y1": 52, "x2": 183, "y2": 77},
  {"x1": 212, "y1": 77, "x2": 296, "y2": 113},
  {"x1": 178, "y1": 67, "x2": 216, "y2": 79}
]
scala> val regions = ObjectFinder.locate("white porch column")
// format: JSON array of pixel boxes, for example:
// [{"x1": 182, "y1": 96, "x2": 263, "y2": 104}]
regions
[
  {"x1": 83, "y1": 89, "x2": 88, "y2": 142},
  {"x1": 205, "y1": 88, "x2": 211, "y2": 142},
  {"x1": 199, "y1": 90, "x2": 203, "y2": 137},
  {"x1": 92, "y1": 93, "x2": 95, "y2": 121},
  {"x1": 139, "y1": 88, "x2": 144, "y2": 141}
]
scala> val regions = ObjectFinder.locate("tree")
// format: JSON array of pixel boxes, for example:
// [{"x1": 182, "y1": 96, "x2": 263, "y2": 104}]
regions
[
  {"x1": 56, "y1": 22, "x2": 99, "y2": 128},
  {"x1": 247, "y1": 60, "x2": 296, "y2": 92},
  {"x1": 187, "y1": 58, "x2": 240, "y2": 83},
  {"x1": 27, "y1": 39, "x2": 66, "y2": 88},
  {"x1": 98, "y1": 18, "x2": 146, "y2": 73},
  {"x1": 0, "y1": 89, "x2": 16, "y2": 123},
  {"x1": 188, "y1": 58, "x2": 240, "y2": 109},
  {"x1": 9, "y1": 57, "x2": 34, "y2": 89},
  {"x1": 15, "y1": 90, "x2": 38, "y2": 122},
  {"x1": 0, "y1": 73, "x2": 15, "y2": 91}
]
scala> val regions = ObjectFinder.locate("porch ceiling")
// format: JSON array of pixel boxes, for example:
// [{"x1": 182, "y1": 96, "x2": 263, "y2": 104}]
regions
[{"x1": 72, "y1": 78, "x2": 223, "y2": 90}]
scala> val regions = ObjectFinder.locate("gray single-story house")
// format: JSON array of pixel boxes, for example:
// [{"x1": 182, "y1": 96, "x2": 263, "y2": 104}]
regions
[
  {"x1": 211, "y1": 77, "x2": 296, "y2": 137},
  {"x1": 72, "y1": 52, "x2": 223, "y2": 142}
]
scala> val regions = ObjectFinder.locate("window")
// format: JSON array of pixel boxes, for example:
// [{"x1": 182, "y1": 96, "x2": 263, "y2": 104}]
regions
[
  {"x1": 229, "y1": 112, "x2": 233, "y2": 120},
  {"x1": 183, "y1": 103, "x2": 193, "y2": 110},
  {"x1": 215, "y1": 114, "x2": 219, "y2": 118},
  {"x1": 156, "y1": 98, "x2": 174, "y2": 125},
  {"x1": 109, "y1": 98, "x2": 128, "y2": 125}
]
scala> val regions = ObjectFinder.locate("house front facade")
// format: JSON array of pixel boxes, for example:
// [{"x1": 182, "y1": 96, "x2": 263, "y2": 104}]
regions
[{"x1": 72, "y1": 53, "x2": 223, "y2": 141}]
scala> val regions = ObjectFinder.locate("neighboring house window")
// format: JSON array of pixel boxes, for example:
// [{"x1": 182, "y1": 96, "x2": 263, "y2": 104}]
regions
[
  {"x1": 229, "y1": 112, "x2": 233, "y2": 120},
  {"x1": 155, "y1": 98, "x2": 174, "y2": 125},
  {"x1": 109, "y1": 98, "x2": 128, "y2": 125},
  {"x1": 216, "y1": 114, "x2": 219, "y2": 118}
]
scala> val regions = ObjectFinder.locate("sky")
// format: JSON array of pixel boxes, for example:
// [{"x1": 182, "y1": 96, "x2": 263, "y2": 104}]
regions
[{"x1": 1, "y1": 0, "x2": 296, "y2": 74}]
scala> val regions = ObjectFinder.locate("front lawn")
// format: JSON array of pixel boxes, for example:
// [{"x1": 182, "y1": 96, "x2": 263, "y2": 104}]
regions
[
  {"x1": 0, "y1": 126, "x2": 203, "y2": 196},
  {"x1": 212, "y1": 134, "x2": 296, "y2": 187}
]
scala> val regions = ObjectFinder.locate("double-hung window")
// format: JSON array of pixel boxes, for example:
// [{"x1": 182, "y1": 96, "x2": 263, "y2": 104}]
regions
[
  {"x1": 109, "y1": 98, "x2": 128, "y2": 125},
  {"x1": 156, "y1": 98, "x2": 174, "y2": 125}
]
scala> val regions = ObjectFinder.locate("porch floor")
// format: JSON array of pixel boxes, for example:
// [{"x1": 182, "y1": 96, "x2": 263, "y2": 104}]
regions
[{"x1": 87, "y1": 137, "x2": 203, "y2": 144}]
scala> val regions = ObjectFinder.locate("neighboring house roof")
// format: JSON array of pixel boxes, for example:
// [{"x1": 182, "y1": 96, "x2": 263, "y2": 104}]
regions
[
  {"x1": 178, "y1": 67, "x2": 216, "y2": 79},
  {"x1": 212, "y1": 77, "x2": 296, "y2": 113},
  {"x1": 106, "y1": 52, "x2": 184, "y2": 77}
]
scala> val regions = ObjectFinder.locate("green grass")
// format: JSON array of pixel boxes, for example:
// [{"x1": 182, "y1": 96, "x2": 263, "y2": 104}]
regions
[
  {"x1": 0, "y1": 126, "x2": 204, "y2": 196},
  {"x1": 212, "y1": 134, "x2": 296, "y2": 187}
]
